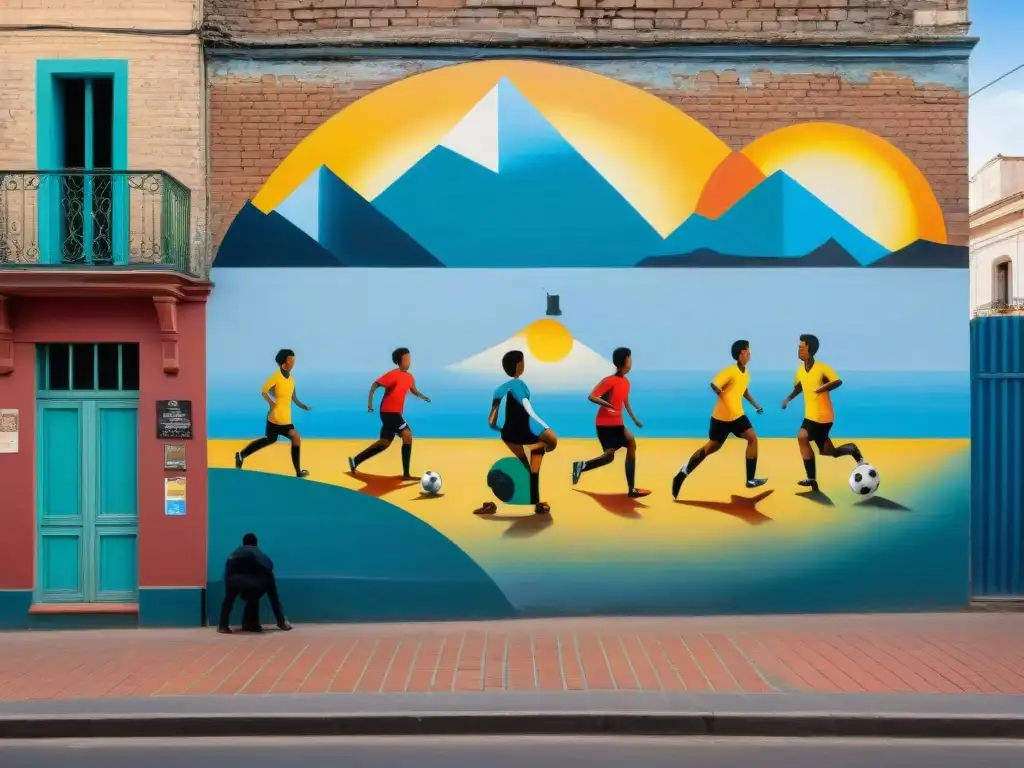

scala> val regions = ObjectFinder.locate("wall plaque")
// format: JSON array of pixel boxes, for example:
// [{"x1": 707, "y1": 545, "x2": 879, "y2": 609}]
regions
[{"x1": 157, "y1": 400, "x2": 192, "y2": 440}]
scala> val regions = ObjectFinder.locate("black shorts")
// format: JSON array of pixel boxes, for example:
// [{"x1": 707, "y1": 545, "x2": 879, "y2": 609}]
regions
[
  {"x1": 597, "y1": 425, "x2": 629, "y2": 451},
  {"x1": 708, "y1": 416, "x2": 752, "y2": 443},
  {"x1": 801, "y1": 419, "x2": 833, "y2": 449},
  {"x1": 380, "y1": 412, "x2": 410, "y2": 439},
  {"x1": 265, "y1": 421, "x2": 294, "y2": 440},
  {"x1": 501, "y1": 427, "x2": 540, "y2": 446}
]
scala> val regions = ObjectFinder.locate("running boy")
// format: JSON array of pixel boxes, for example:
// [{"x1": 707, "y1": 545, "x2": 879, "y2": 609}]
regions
[
  {"x1": 672, "y1": 339, "x2": 767, "y2": 498},
  {"x1": 572, "y1": 347, "x2": 650, "y2": 498},
  {"x1": 781, "y1": 334, "x2": 866, "y2": 490},
  {"x1": 349, "y1": 347, "x2": 430, "y2": 479},
  {"x1": 235, "y1": 348, "x2": 311, "y2": 478}
]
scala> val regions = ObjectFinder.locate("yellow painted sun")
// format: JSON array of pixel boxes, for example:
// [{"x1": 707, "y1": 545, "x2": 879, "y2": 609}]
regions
[
  {"x1": 523, "y1": 318, "x2": 574, "y2": 363},
  {"x1": 739, "y1": 123, "x2": 947, "y2": 250},
  {"x1": 251, "y1": 60, "x2": 732, "y2": 237}
]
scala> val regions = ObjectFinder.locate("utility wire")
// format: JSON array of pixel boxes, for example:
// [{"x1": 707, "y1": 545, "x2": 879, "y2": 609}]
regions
[{"x1": 970, "y1": 61, "x2": 1024, "y2": 98}]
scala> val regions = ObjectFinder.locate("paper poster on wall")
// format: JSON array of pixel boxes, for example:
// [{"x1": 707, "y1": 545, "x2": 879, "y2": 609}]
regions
[
  {"x1": 0, "y1": 409, "x2": 18, "y2": 454},
  {"x1": 164, "y1": 443, "x2": 187, "y2": 471},
  {"x1": 165, "y1": 477, "x2": 186, "y2": 516}
]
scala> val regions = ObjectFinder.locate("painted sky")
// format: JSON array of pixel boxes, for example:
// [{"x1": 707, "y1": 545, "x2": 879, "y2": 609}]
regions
[
  {"x1": 969, "y1": 0, "x2": 1024, "y2": 174},
  {"x1": 208, "y1": 268, "x2": 967, "y2": 377}
]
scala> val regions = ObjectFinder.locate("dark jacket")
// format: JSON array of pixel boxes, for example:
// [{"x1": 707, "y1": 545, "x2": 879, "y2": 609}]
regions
[{"x1": 224, "y1": 545, "x2": 275, "y2": 585}]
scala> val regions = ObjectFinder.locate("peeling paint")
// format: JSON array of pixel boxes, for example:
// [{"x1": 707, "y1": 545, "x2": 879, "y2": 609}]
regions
[
  {"x1": 208, "y1": 59, "x2": 452, "y2": 87},
  {"x1": 209, "y1": 55, "x2": 967, "y2": 93}
]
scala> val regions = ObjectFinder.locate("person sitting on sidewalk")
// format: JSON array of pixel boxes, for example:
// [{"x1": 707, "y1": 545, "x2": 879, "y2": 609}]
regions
[{"x1": 217, "y1": 532, "x2": 293, "y2": 634}]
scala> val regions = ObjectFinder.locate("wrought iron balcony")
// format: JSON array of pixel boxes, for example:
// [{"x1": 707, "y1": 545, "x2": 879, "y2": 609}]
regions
[
  {"x1": 974, "y1": 298, "x2": 1024, "y2": 318},
  {"x1": 0, "y1": 170, "x2": 196, "y2": 276}
]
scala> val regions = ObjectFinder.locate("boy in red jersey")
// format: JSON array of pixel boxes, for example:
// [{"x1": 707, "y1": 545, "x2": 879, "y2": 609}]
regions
[
  {"x1": 571, "y1": 347, "x2": 650, "y2": 498},
  {"x1": 348, "y1": 347, "x2": 431, "y2": 479}
]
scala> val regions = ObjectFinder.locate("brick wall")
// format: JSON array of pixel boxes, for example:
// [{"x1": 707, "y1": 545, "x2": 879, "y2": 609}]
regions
[
  {"x1": 0, "y1": 0, "x2": 199, "y2": 31},
  {"x1": 0, "y1": 30, "x2": 207, "y2": 266},
  {"x1": 205, "y1": 0, "x2": 969, "y2": 45},
  {"x1": 208, "y1": 61, "x2": 967, "y2": 250}
]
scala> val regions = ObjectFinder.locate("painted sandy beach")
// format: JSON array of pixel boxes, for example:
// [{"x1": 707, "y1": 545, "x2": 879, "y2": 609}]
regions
[{"x1": 211, "y1": 437, "x2": 959, "y2": 549}]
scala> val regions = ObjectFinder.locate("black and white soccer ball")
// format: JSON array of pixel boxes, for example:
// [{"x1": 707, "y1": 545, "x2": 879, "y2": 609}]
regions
[
  {"x1": 420, "y1": 470, "x2": 443, "y2": 495},
  {"x1": 849, "y1": 463, "x2": 880, "y2": 499}
]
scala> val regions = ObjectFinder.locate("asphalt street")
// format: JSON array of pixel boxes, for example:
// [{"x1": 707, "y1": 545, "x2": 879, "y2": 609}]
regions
[{"x1": 1, "y1": 736, "x2": 1023, "y2": 767}]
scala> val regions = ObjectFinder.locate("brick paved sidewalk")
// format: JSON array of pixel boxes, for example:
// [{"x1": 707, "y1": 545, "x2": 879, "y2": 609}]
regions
[{"x1": 1, "y1": 613, "x2": 1023, "y2": 702}]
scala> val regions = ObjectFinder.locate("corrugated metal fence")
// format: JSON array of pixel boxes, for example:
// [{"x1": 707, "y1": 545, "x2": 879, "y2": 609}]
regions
[{"x1": 971, "y1": 316, "x2": 1024, "y2": 596}]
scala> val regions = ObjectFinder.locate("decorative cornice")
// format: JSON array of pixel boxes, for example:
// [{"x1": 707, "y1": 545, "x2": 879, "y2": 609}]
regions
[
  {"x1": 0, "y1": 269, "x2": 212, "y2": 376},
  {"x1": 0, "y1": 268, "x2": 212, "y2": 301},
  {"x1": 970, "y1": 191, "x2": 1024, "y2": 230}
]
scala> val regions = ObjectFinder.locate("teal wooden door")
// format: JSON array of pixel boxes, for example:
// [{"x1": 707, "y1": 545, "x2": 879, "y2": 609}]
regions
[
  {"x1": 36, "y1": 398, "x2": 138, "y2": 604},
  {"x1": 37, "y1": 401, "x2": 86, "y2": 601}
]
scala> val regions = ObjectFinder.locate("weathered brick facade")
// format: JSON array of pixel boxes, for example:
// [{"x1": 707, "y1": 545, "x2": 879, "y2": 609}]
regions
[
  {"x1": 209, "y1": 60, "x2": 968, "y2": 250},
  {"x1": 206, "y1": 1, "x2": 971, "y2": 258},
  {"x1": 0, "y1": 1, "x2": 206, "y2": 265},
  {"x1": 205, "y1": 0, "x2": 968, "y2": 44}
]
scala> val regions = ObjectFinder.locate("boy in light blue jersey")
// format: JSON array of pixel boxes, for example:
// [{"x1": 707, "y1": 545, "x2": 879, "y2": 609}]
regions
[{"x1": 486, "y1": 350, "x2": 558, "y2": 515}]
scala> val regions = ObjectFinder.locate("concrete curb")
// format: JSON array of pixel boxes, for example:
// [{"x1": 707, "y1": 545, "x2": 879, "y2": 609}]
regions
[{"x1": 2, "y1": 712, "x2": 1024, "y2": 740}]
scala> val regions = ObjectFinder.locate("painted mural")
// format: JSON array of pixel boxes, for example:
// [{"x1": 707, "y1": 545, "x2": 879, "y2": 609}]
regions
[{"x1": 207, "y1": 60, "x2": 970, "y2": 622}]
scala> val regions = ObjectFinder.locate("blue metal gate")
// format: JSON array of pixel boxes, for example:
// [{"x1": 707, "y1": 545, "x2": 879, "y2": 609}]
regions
[{"x1": 970, "y1": 316, "x2": 1024, "y2": 596}]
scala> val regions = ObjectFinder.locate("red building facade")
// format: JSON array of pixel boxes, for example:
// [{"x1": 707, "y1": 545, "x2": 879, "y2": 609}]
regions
[{"x1": 0, "y1": 275, "x2": 210, "y2": 628}]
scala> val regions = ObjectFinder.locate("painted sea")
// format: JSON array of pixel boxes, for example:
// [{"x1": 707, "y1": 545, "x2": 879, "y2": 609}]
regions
[{"x1": 208, "y1": 370, "x2": 968, "y2": 440}]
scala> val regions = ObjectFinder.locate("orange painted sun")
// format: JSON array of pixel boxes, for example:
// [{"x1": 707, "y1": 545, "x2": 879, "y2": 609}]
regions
[
  {"x1": 524, "y1": 319, "x2": 574, "y2": 363},
  {"x1": 698, "y1": 123, "x2": 947, "y2": 250}
]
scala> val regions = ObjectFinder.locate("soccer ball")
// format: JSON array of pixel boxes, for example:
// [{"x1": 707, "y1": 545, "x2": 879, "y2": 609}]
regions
[
  {"x1": 849, "y1": 463, "x2": 880, "y2": 499},
  {"x1": 420, "y1": 471, "x2": 443, "y2": 495}
]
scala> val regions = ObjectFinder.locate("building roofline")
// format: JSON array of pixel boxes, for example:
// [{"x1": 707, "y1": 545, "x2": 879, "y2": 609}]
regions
[
  {"x1": 970, "y1": 154, "x2": 1024, "y2": 183},
  {"x1": 970, "y1": 190, "x2": 1024, "y2": 224}
]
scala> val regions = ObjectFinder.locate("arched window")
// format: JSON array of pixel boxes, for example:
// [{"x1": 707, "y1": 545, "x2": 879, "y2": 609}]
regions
[{"x1": 994, "y1": 258, "x2": 1012, "y2": 306}]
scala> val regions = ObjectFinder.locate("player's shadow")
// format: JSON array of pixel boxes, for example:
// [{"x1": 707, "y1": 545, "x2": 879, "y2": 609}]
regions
[
  {"x1": 474, "y1": 509, "x2": 554, "y2": 538},
  {"x1": 346, "y1": 471, "x2": 419, "y2": 498},
  {"x1": 675, "y1": 489, "x2": 774, "y2": 526},
  {"x1": 573, "y1": 489, "x2": 646, "y2": 519},
  {"x1": 796, "y1": 488, "x2": 835, "y2": 507},
  {"x1": 856, "y1": 495, "x2": 911, "y2": 512}
]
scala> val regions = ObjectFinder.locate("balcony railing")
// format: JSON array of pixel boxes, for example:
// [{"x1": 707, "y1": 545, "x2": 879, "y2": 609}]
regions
[
  {"x1": 974, "y1": 298, "x2": 1024, "y2": 318},
  {"x1": 0, "y1": 170, "x2": 194, "y2": 276}
]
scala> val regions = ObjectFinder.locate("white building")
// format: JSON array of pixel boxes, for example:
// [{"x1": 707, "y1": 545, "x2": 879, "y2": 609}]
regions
[{"x1": 970, "y1": 155, "x2": 1024, "y2": 315}]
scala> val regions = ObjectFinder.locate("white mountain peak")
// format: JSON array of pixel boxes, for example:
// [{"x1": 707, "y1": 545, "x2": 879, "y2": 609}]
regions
[{"x1": 439, "y1": 84, "x2": 500, "y2": 173}]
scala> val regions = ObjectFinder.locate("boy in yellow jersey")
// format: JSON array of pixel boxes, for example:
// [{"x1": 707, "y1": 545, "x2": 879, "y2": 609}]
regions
[
  {"x1": 672, "y1": 340, "x2": 767, "y2": 498},
  {"x1": 234, "y1": 349, "x2": 312, "y2": 478},
  {"x1": 781, "y1": 334, "x2": 865, "y2": 490}
]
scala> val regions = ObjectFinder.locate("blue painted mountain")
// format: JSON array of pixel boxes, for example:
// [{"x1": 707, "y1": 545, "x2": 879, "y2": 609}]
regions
[
  {"x1": 652, "y1": 172, "x2": 890, "y2": 266},
  {"x1": 317, "y1": 166, "x2": 443, "y2": 267},
  {"x1": 372, "y1": 78, "x2": 663, "y2": 268},
  {"x1": 214, "y1": 202, "x2": 342, "y2": 268}
]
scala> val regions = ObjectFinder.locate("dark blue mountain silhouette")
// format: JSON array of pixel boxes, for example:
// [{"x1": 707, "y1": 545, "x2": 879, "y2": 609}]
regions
[
  {"x1": 868, "y1": 240, "x2": 968, "y2": 268},
  {"x1": 639, "y1": 238, "x2": 863, "y2": 268},
  {"x1": 214, "y1": 202, "x2": 342, "y2": 268},
  {"x1": 372, "y1": 78, "x2": 662, "y2": 268},
  {"x1": 655, "y1": 172, "x2": 890, "y2": 266},
  {"x1": 317, "y1": 166, "x2": 443, "y2": 267}
]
